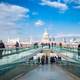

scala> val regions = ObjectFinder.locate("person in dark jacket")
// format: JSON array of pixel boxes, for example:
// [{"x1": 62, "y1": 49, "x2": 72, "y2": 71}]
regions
[
  {"x1": 78, "y1": 44, "x2": 80, "y2": 59},
  {"x1": 45, "y1": 56, "x2": 48, "y2": 64},
  {"x1": 48, "y1": 43, "x2": 50, "y2": 49},
  {"x1": 38, "y1": 57, "x2": 40, "y2": 64},
  {"x1": 15, "y1": 41, "x2": 19, "y2": 53},
  {"x1": 50, "y1": 56, "x2": 55, "y2": 64},
  {"x1": 51, "y1": 42, "x2": 54, "y2": 48},
  {"x1": 41, "y1": 55, "x2": 45, "y2": 65},
  {"x1": 0, "y1": 40, "x2": 5, "y2": 59},
  {"x1": 58, "y1": 56, "x2": 62, "y2": 64},
  {"x1": 59, "y1": 43, "x2": 62, "y2": 47}
]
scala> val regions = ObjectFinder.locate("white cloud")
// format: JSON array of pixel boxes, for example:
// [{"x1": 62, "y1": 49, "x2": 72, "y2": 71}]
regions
[
  {"x1": 74, "y1": 6, "x2": 80, "y2": 9},
  {"x1": 71, "y1": 0, "x2": 80, "y2": 4},
  {"x1": 40, "y1": 0, "x2": 80, "y2": 11},
  {"x1": 40, "y1": 0, "x2": 68, "y2": 12},
  {"x1": 0, "y1": 3, "x2": 29, "y2": 40},
  {"x1": 32, "y1": 12, "x2": 38, "y2": 15},
  {"x1": 35, "y1": 20, "x2": 44, "y2": 26},
  {"x1": 61, "y1": 0, "x2": 80, "y2": 4},
  {"x1": 55, "y1": 33, "x2": 80, "y2": 38}
]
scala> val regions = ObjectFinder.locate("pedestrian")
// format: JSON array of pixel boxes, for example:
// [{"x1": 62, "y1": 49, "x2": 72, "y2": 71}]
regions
[
  {"x1": 49, "y1": 43, "x2": 50, "y2": 49},
  {"x1": 54, "y1": 56, "x2": 57, "y2": 63},
  {"x1": 50, "y1": 56, "x2": 55, "y2": 64},
  {"x1": 41, "y1": 55, "x2": 45, "y2": 65},
  {"x1": 38, "y1": 57, "x2": 40, "y2": 64},
  {"x1": 15, "y1": 41, "x2": 19, "y2": 53},
  {"x1": 58, "y1": 56, "x2": 62, "y2": 64},
  {"x1": 52, "y1": 56, "x2": 55, "y2": 63},
  {"x1": 78, "y1": 44, "x2": 80, "y2": 59},
  {"x1": 45, "y1": 56, "x2": 48, "y2": 64},
  {"x1": 50, "y1": 57, "x2": 52, "y2": 64},
  {"x1": 59, "y1": 43, "x2": 62, "y2": 51},
  {"x1": 51, "y1": 42, "x2": 54, "y2": 48},
  {"x1": 0, "y1": 40, "x2": 5, "y2": 59}
]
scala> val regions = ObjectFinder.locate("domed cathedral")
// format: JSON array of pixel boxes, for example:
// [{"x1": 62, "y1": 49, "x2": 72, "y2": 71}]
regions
[{"x1": 41, "y1": 29, "x2": 50, "y2": 44}]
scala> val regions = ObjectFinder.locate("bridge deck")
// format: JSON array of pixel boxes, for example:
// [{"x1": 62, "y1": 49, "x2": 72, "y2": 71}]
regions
[{"x1": 16, "y1": 64, "x2": 80, "y2": 80}]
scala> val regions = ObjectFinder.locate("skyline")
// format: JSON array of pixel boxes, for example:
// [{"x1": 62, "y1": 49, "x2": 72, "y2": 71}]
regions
[{"x1": 0, "y1": 0, "x2": 80, "y2": 40}]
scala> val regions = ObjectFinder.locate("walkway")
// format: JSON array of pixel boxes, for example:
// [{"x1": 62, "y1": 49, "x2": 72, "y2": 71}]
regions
[{"x1": 16, "y1": 64, "x2": 80, "y2": 80}]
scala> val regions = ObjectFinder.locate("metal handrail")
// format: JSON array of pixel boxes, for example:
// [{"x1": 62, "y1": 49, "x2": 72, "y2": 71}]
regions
[
  {"x1": 0, "y1": 47, "x2": 35, "y2": 58},
  {"x1": 60, "y1": 60, "x2": 80, "y2": 77}
]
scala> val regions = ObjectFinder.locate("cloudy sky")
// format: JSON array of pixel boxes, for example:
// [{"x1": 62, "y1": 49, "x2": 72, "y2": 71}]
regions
[{"x1": 0, "y1": 0, "x2": 80, "y2": 40}]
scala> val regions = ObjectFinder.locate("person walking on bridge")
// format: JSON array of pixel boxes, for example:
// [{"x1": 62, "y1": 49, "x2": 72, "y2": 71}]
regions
[
  {"x1": 41, "y1": 55, "x2": 45, "y2": 65},
  {"x1": 50, "y1": 56, "x2": 55, "y2": 64},
  {"x1": 15, "y1": 41, "x2": 19, "y2": 53},
  {"x1": 78, "y1": 44, "x2": 80, "y2": 59},
  {"x1": 37, "y1": 57, "x2": 40, "y2": 64},
  {"x1": 58, "y1": 56, "x2": 62, "y2": 64},
  {"x1": 45, "y1": 55, "x2": 48, "y2": 64},
  {"x1": 48, "y1": 43, "x2": 50, "y2": 49},
  {"x1": 0, "y1": 40, "x2": 5, "y2": 59},
  {"x1": 51, "y1": 42, "x2": 54, "y2": 48}
]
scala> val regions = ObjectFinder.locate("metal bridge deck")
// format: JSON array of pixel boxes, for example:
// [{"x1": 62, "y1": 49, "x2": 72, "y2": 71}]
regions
[{"x1": 16, "y1": 64, "x2": 79, "y2": 80}]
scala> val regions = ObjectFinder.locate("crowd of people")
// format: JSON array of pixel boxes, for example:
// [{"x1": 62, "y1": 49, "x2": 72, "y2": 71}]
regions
[
  {"x1": 41, "y1": 43, "x2": 54, "y2": 49},
  {"x1": 37, "y1": 55, "x2": 62, "y2": 65}
]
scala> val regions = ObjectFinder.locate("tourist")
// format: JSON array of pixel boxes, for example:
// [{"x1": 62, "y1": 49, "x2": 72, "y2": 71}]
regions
[
  {"x1": 49, "y1": 43, "x2": 50, "y2": 49},
  {"x1": 51, "y1": 42, "x2": 54, "y2": 48},
  {"x1": 0, "y1": 40, "x2": 5, "y2": 59},
  {"x1": 59, "y1": 43, "x2": 62, "y2": 49},
  {"x1": 54, "y1": 56, "x2": 58, "y2": 63},
  {"x1": 58, "y1": 56, "x2": 62, "y2": 64},
  {"x1": 45, "y1": 55, "x2": 48, "y2": 64},
  {"x1": 78, "y1": 44, "x2": 80, "y2": 59},
  {"x1": 15, "y1": 41, "x2": 19, "y2": 53},
  {"x1": 41, "y1": 55, "x2": 45, "y2": 65},
  {"x1": 50, "y1": 56, "x2": 55, "y2": 64},
  {"x1": 38, "y1": 57, "x2": 40, "y2": 64}
]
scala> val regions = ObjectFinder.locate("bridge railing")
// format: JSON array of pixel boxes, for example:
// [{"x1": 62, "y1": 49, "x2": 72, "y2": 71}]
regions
[
  {"x1": 0, "y1": 46, "x2": 35, "y2": 57},
  {"x1": 52, "y1": 46, "x2": 80, "y2": 60},
  {"x1": 0, "y1": 46, "x2": 42, "y2": 76},
  {"x1": 0, "y1": 59, "x2": 39, "y2": 80},
  {"x1": 60, "y1": 60, "x2": 80, "y2": 77}
]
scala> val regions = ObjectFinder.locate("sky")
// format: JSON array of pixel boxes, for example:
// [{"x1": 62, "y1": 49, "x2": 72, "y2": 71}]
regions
[{"x1": 0, "y1": 0, "x2": 80, "y2": 41}]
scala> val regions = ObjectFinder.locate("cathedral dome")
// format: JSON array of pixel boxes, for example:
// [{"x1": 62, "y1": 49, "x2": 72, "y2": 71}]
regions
[
  {"x1": 43, "y1": 30, "x2": 49, "y2": 37},
  {"x1": 41, "y1": 29, "x2": 50, "y2": 43}
]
